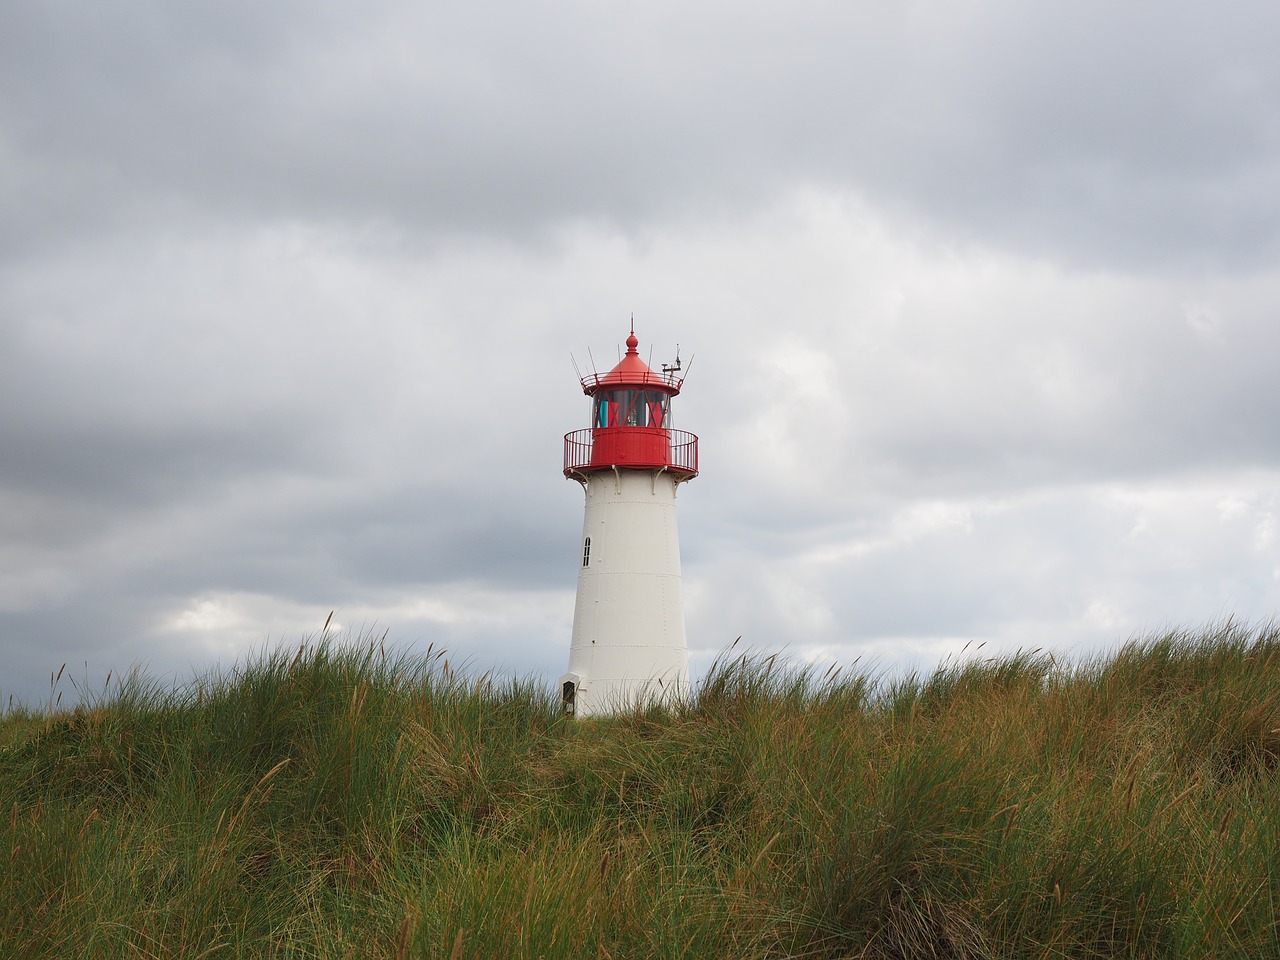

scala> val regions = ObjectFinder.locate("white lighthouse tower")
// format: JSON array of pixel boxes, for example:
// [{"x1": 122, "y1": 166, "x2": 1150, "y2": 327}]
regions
[{"x1": 560, "y1": 326, "x2": 699, "y2": 717}]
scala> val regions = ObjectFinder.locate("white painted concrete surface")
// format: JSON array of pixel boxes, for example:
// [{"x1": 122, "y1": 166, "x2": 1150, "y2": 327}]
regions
[{"x1": 561, "y1": 467, "x2": 691, "y2": 717}]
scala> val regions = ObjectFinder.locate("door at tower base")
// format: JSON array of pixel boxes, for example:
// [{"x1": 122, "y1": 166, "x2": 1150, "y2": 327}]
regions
[{"x1": 560, "y1": 468, "x2": 692, "y2": 718}]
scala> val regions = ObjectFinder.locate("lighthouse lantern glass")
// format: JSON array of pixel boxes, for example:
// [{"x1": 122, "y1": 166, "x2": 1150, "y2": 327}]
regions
[{"x1": 592, "y1": 390, "x2": 670, "y2": 429}]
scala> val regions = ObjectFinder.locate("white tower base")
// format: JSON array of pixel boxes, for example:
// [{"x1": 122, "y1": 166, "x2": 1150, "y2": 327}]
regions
[{"x1": 561, "y1": 468, "x2": 691, "y2": 717}]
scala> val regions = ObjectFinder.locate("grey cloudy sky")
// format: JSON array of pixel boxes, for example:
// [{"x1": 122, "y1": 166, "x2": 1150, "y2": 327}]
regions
[{"x1": 3, "y1": 0, "x2": 1279, "y2": 706}]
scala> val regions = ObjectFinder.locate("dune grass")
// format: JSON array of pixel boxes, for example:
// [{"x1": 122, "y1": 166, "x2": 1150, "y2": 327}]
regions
[{"x1": 3, "y1": 622, "x2": 1280, "y2": 958}]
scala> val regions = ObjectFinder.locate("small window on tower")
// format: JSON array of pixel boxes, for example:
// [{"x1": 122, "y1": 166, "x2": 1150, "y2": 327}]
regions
[{"x1": 582, "y1": 536, "x2": 591, "y2": 567}]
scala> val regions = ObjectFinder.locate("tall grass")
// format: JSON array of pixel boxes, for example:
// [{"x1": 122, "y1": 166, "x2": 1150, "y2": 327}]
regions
[{"x1": 3, "y1": 621, "x2": 1280, "y2": 958}]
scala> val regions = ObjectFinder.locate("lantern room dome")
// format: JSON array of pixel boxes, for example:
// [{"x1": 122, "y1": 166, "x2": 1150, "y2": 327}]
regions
[{"x1": 580, "y1": 330, "x2": 683, "y2": 395}]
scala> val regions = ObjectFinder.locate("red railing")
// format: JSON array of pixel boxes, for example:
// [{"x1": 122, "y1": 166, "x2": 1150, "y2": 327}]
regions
[
  {"x1": 579, "y1": 369, "x2": 684, "y2": 392},
  {"x1": 563, "y1": 428, "x2": 699, "y2": 478},
  {"x1": 668, "y1": 430, "x2": 699, "y2": 475},
  {"x1": 564, "y1": 429, "x2": 593, "y2": 473}
]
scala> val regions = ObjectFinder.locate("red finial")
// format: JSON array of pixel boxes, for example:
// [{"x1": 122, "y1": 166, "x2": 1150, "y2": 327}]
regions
[{"x1": 625, "y1": 331, "x2": 639, "y2": 354}]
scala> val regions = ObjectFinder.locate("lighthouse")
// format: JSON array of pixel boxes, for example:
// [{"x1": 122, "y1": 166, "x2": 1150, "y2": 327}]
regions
[{"x1": 560, "y1": 327, "x2": 699, "y2": 717}]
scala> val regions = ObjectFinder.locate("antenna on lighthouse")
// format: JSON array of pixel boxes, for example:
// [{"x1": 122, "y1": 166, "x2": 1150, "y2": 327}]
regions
[{"x1": 662, "y1": 344, "x2": 682, "y2": 377}]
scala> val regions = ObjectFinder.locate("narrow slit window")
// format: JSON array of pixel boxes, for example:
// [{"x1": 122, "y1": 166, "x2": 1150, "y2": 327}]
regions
[{"x1": 582, "y1": 536, "x2": 592, "y2": 567}]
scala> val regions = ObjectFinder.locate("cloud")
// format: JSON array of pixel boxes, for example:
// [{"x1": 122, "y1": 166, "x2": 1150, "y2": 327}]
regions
[
  {"x1": 3, "y1": 2, "x2": 1280, "y2": 707},
  {"x1": 4, "y1": 2, "x2": 1278, "y2": 267}
]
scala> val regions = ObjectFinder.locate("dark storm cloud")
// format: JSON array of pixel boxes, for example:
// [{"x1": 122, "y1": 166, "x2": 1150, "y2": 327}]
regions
[
  {"x1": 4, "y1": 1, "x2": 1278, "y2": 268},
  {"x1": 335, "y1": 492, "x2": 577, "y2": 591},
  {"x1": 0, "y1": 215, "x2": 592, "y2": 705},
  {"x1": 0, "y1": 416, "x2": 313, "y2": 510},
  {"x1": 837, "y1": 2, "x2": 1280, "y2": 270}
]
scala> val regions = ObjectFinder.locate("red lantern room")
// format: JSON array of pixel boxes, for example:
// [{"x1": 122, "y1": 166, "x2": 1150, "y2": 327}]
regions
[{"x1": 563, "y1": 330, "x2": 699, "y2": 481}]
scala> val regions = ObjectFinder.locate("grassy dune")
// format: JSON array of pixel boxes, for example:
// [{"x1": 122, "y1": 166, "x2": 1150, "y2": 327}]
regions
[{"x1": 3, "y1": 623, "x2": 1280, "y2": 958}]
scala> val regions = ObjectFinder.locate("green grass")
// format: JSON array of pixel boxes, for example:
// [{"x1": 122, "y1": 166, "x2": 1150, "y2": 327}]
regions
[{"x1": 3, "y1": 622, "x2": 1280, "y2": 958}]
